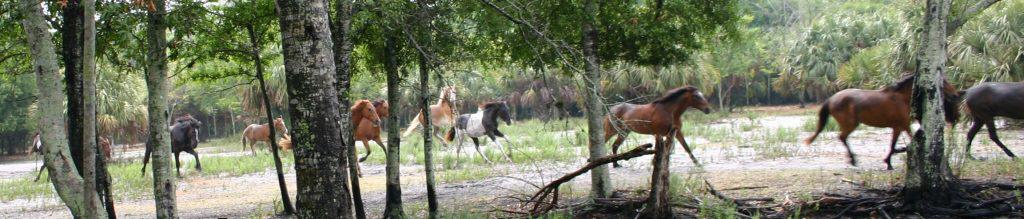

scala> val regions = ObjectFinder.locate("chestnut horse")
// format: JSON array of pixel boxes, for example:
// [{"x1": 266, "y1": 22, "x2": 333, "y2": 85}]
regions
[
  {"x1": 354, "y1": 100, "x2": 387, "y2": 162},
  {"x1": 402, "y1": 86, "x2": 458, "y2": 144},
  {"x1": 604, "y1": 86, "x2": 711, "y2": 167},
  {"x1": 962, "y1": 82, "x2": 1024, "y2": 159},
  {"x1": 241, "y1": 116, "x2": 288, "y2": 156},
  {"x1": 805, "y1": 75, "x2": 960, "y2": 170}
]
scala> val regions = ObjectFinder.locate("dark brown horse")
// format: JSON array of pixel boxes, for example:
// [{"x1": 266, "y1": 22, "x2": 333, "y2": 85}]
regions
[
  {"x1": 962, "y1": 82, "x2": 1024, "y2": 159},
  {"x1": 604, "y1": 86, "x2": 711, "y2": 167},
  {"x1": 142, "y1": 114, "x2": 203, "y2": 176},
  {"x1": 805, "y1": 75, "x2": 960, "y2": 170},
  {"x1": 354, "y1": 100, "x2": 388, "y2": 162},
  {"x1": 241, "y1": 117, "x2": 289, "y2": 155}
]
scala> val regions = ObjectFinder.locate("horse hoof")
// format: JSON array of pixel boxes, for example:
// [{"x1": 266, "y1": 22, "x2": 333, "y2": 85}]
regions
[
  {"x1": 358, "y1": 157, "x2": 368, "y2": 162},
  {"x1": 612, "y1": 163, "x2": 622, "y2": 168}
]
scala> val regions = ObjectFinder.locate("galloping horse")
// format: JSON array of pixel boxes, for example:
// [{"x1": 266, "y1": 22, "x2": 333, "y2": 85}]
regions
[
  {"x1": 444, "y1": 101, "x2": 514, "y2": 163},
  {"x1": 805, "y1": 75, "x2": 960, "y2": 170},
  {"x1": 34, "y1": 134, "x2": 113, "y2": 182},
  {"x1": 241, "y1": 117, "x2": 289, "y2": 155},
  {"x1": 402, "y1": 86, "x2": 458, "y2": 144},
  {"x1": 961, "y1": 82, "x2": 1024, "y2": 158},
  {"x1": 604, "y1": 86, "x2": 711, "y2": 167},
  {"x1": 142, "y1": 114, "x2": 203, "y2": 176},
  {"x1": 353, "y1": 100, "x2": 386, "y2": 162}
]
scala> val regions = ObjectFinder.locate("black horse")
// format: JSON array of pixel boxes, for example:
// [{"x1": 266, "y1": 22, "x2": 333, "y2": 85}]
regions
[
  {"x1": 962, "y1": 82, "x2": 1024, "y2": 158},
  {"x1": 445, "y1": 101, "x2": 514, "y2": 163},
  {"x1": 142, "y1": 114, "x2": 203, "y2": 176}
]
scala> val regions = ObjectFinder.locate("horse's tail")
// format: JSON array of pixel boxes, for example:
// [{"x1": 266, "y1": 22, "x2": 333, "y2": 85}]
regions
[
  {"x1": 241, "y1": 126, "x2": 250, "y2": 150},
  {"x1": 140, "y1": 143, "x2": 152, "y2": 176},
  {"x1": 804, "y1": 100, "x2": 831, "y2": 145},
  {"x1": 445, "y1": 127, "x2": 456, "y2": 142},
  {"x1": 401, "y1": 111, "x2": 423, "y2": 137}
]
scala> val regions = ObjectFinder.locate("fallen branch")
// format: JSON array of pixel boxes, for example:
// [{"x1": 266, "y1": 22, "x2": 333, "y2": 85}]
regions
[{"x1": 515, "y1": 143, "x2": 656, "y2": 216}]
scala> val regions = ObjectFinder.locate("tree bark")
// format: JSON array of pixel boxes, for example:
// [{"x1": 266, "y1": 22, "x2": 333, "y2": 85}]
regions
[
  {"x1": 641, "y1": 131, "x2": 676, "y2": 218},
  {"x1": 330, "y1": 0, "x2": 366, "y2": 217},
  {"x1": 275, "y1": 0, "x2": 354, "y2": 217},
  {"x1": 415, "y1": 1, "x2": 439, "y2": 217},
  {"x1": 247, "y1": 24, "x2": 295, "y2": 215},
  {"x1": 905, "y1": 0, "x2": 957, "y2": 207},
  {"x1": 63, "y1": 0, "x2": 86, "y2": 176},
  {"x1": 382, "y1": 32, "x2": 407, "y2": 219},
  {"x1": 145, "y1": 0, "x2": 178, "y2": 217},
  {"x1": 581, "y1": 0, "x2": 612, "y2": 199},
  {"x1": 82, "y1": 0, "x2": 103, "y2": 216},
  {"x1": 19, "y1": 0, "x2": 104, "y2": 217}
]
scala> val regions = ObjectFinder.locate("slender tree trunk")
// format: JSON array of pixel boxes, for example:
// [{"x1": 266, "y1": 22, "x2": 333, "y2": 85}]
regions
[
  {"x1": 642, "y1": 133, "x2": 675, "y2": 218},
  {"x1": 905, "y1": 0, "x2": 959, "y2": 207},
  {"x1": 19, "y1": 0, "x2": 104, "y2": 216},
  {"x1": 247, "y1": 24, "x2": 295, "y2": 215},
  {"x1": 330, "y1": 1, "x2": 366, "y2": 217},
  {"x1": 145, "y1": 0, "x2": 178, "y2": 217},
  {"x1": 415, "y1": 2, "x2": 439, "y2": 217},
  {"x1": 63, "y1": 0, "x2": 86, "y2": 176},
  {"x1": 275, "y1": 0, "x2": 353, "y2": 217},
  {"x1": 418, "y1": 49, "x2": 440, "y2": 219},
  {"x1": 382, "y1": 33, "x2": 406, "y2": 219},
  {"x1": 82, "y1": 0, "x2": 103, "y2": 216},
  {"x1": 798, "y1": 85, "x2": 806, "y2": 108},
  {"x1": 581, "y1": 0, "x2": 612, "y2": 199}
]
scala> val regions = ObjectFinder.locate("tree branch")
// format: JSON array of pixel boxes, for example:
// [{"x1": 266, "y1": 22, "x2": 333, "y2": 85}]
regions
[{"x1": 948, "y1": 0, "x2": 1002, "y2": 35}]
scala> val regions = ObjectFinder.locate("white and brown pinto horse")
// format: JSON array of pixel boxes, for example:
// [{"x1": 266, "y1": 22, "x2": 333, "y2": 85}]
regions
[
  {"x1": 445, "y1": 101, "x2": 514, "y2": 163},
  {"x1": 402, "y1": 86, "x2": 458, "y2": 145},
  {"x1": 241, "y1": 117, "x2": 288, "y2": 155}
]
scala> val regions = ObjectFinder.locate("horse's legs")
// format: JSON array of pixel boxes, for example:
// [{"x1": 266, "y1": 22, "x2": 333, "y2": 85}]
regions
[
  {"x1": 489, "y1": 134, "x2": 512, "y2": 162},
  {"x1": 188, "y1": 149, "x2": 202, "y2": 171},
  {"x1": 472, "y1": 137, "x2": 492, "y2": 163},
  {"x1": 884, "y1": 129, "x2": 900, "y2": 170},
  {"x1": 838, "y1": 122, "x2": 859, "y2": 166},
  {"x1": 964, "y1": 121, "x2": 984, "y2": 159},
  {"x1": 609, "y1": 132, "x2": 629, "y2": 168},
  {"x1": 985, "y1": 121, "x2": 1017, "y2": 158},
  {"x1": 675, "y1": 130, "x2": 700, "y2": 166},
  {"x1": 493, "y1": 130, "x2": 513, "y2": 160},
  {"x1": 359, "y1": 140, "x2": 373, "y2": 162},
  {"x1": 174, "y1": 151, "x2": 182, "y2": 176},
  {"x1": 374, "y1": 137, "x2": 387, "y2": 154},
  {"x1": 34, "y1": 162, "x2": 46, "y2": 182}
]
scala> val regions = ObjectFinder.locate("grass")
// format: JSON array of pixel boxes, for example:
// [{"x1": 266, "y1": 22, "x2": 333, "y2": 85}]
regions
[{"x1": 0, "y1": 136, "x2": 294, "y2": 202}]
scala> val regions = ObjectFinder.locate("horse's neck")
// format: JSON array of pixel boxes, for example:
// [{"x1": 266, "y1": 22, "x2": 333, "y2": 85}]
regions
[{"x1": 654, "y1": 102, "x2": 686, "y2": 119}]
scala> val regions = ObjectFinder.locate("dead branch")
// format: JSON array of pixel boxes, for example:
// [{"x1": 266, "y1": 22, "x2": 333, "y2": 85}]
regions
[{"x1": 514, "y1": 143, "x2": 656, "y2": 216}]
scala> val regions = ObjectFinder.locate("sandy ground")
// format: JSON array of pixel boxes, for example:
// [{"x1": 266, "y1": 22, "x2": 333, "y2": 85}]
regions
[{"x1": 3, "y1": 105, "x2": 1023, "y2": 218}]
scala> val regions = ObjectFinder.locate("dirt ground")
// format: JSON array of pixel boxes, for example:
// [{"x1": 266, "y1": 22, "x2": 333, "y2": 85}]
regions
[{"x1": 3, "y1": 105, "x2": 1023, "y2": 218}]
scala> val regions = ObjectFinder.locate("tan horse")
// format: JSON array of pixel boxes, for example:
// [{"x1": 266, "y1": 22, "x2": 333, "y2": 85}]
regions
[
  {"x1": 241, "y1": 117, "x2": 288, "y2": 156},
  {"x1": 353, "y1": 100, "x2": 386, "y2": 161},
  {"x1": 604, "y1": 86, "x2": 711, "y2": 167},
  {"x1": 402, "y1": 86, "x2": 458, "y2": 145}
]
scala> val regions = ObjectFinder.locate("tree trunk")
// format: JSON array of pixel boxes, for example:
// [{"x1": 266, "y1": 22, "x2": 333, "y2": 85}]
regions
[
  {"x1": 641, "y1": 133, "x2": 675, "y2": 218},
  {"x1": 276, "y1": 0, "x2": 354, "y2": 217},
  {"x1": 330, "y1": 1, "x2": 366, "y2": 217},
  {"x1": 581, "y1": 0, "x2": 612, "y2": 199},
  {"x1": 418, "y1": 45, "x2": 440, "y2": 219},
  {"x1": 798, "y1": 85, "x2": 806, "y2": 108},
  {"x1": 247, "y1": 24, "x2": 295, "y2": 215},
  {"x1": 63, "y1": 0, "x2": 86, "y2": 176},
  {"x1": 145, "y1": 0, "x2": 178, "y2": 217},
  {"x1": 904, "y1": 0, "x2": 957, "y2": 207},
  {"x1": 382, "y1": 33, "x2": 407, "y2": 219},
  {"x1": 19, "y1": 0, "x2": 104, "y2": 216},
  {"x1": 82, "y1": 0, "x2": 104, "y2": 216},
  {"x1": 415, "y1": 2, "x2": 439, "y2": 217}
]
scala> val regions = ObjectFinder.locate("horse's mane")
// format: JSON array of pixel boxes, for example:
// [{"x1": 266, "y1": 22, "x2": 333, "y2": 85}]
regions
[
  {"x1": 652, "y1": 86, "x2": 695, "y2": 104},
  {"x1": 884, "y1": 74, "x2": 916, "y2": 92},
  {"x1": 372, "y1": 100, "x2": 387, "y2": 108},
  {"x1": 352, "y1": 100, "x2": 373, "y2": 109},
  {"x1": 479, "y1": 101, "x2": 505, "y2": 109}
]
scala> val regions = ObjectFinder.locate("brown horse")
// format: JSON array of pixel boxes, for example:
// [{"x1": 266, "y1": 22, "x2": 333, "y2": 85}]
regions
[
  {"x1": 961, "y1": 82, "x2": 1024, "y2": 159},
  {"x1": 241, "y1": 116, "x2": 289, "y2": 156},
  {"x1": 604, "y1": 86, "x2": 711, "y2": 167},
  {"x1": 805, "y1": 75, "x2": 960, "y2": 170},
  {"x1": 402, "y1": 86, "x2": 458, "y2": 144},
  {"x1": 354, "y1": 100, "x2": 388, "y2": 162},
  {"x1": 34, "y1": 134, "x2": 112, "y2": 181}
]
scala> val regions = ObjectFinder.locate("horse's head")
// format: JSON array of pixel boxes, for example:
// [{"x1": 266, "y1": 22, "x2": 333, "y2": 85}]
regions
[
  {"x1": 940, "y1": 79, "x2": 962, "y2": 124},
  {"x1": 483, "y1": 101, "x2": 513, "y2": 126},
  {"x1": 273, "y1": 117, "x2": 289, "y2": 134},
  {"x1": 442, "y1": 86, "x2": 458, "y2": 105},
  {"x1": 654, "y1": 86, "x2": 711, "y2": 114},
  {"x1": 373, "y1": 100, "x2": 390, "y2": 118},
  {"x1": 353, "y1": 100, "x2": 381, "y2": 127}
]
